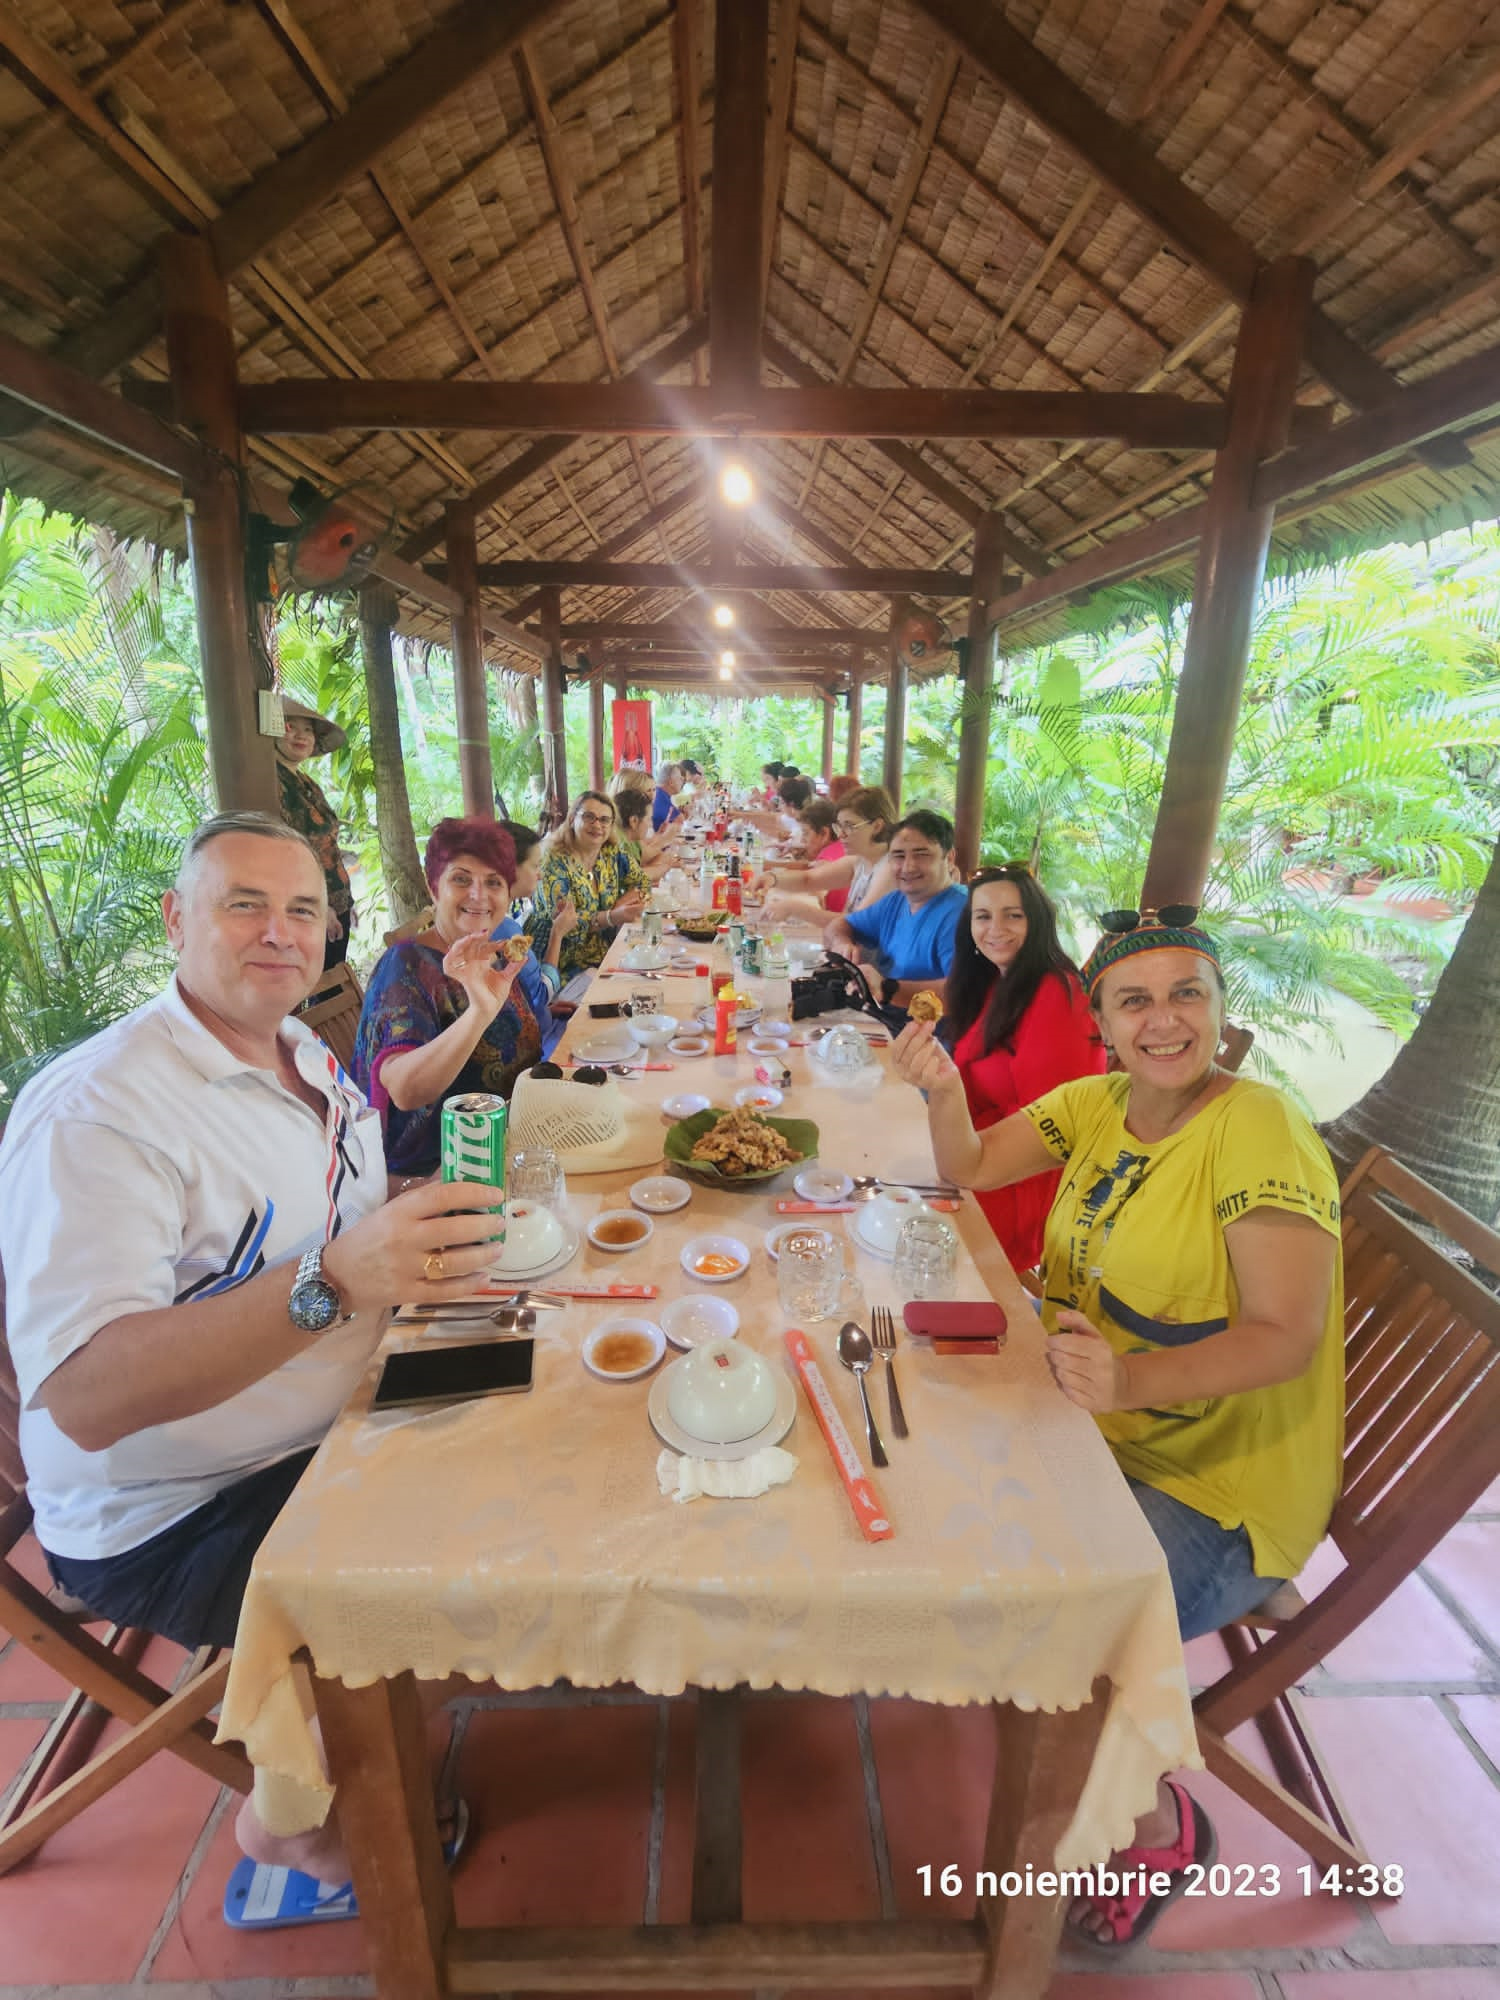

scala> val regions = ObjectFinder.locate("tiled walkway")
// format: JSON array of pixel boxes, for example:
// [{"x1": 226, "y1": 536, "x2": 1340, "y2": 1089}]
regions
[{"x1": 3, "y1": 1483, "x2": 1499, "y2": 2000}]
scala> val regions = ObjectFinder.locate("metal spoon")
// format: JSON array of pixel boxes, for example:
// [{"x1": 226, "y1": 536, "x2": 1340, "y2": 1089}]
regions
[{"x1": 836, "y1": 1321, "x2": 888, "y2": 1469}]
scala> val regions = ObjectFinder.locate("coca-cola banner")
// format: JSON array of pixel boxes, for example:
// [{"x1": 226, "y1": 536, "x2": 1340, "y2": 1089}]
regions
[{"x1": 611, "y1": 698, "x2": 652, "y2": 776}]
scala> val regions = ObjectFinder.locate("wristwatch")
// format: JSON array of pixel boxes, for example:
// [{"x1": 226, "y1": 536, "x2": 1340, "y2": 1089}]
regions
[
  {"x1": 880, "y1": 975, "x2": 900, "y2": 1007},
  {"x1": 288, "y1": 1246, "x2": 344, "y2": 1333}
]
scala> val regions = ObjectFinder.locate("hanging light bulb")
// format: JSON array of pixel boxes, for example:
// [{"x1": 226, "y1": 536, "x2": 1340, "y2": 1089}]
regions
[
  {"x1": 712, "y1": 602, "x2": 736, "y2": 628},
  {"x1": 719, "y1": 649, "x2": 736, "y2": 669},
  {"x1": 718, "y1": 663, "x2": 734, "y2": 681},
  {"x1": 719, "y1": 460, "x2": 753, "y2": 507}
]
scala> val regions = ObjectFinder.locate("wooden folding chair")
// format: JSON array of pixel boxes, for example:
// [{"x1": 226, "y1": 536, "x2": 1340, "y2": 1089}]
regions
[
  {"x1": 1194, "y1": 1146, "x2": 1500, "y2": 1869},
  {"x1": 383, "y1": 904, "x2": 434, "y2": 945},
  {"x1": 0, "y1": 1333, "x2": 251, "y2": 1874},
  {"x1": 295, "y1": 959, "x2": 365, "y2": 1072}
]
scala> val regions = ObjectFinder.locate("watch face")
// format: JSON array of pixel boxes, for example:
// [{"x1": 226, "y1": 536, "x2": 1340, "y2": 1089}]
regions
[{"x1": 289, "y1": 1276, "x2": 341, "y2": 1333}]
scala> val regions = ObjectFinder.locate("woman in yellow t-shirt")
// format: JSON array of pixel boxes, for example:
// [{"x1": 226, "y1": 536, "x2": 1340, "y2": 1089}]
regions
[{"x1": 892, "y1": 915, "x2": 1344, "y2": 1951}]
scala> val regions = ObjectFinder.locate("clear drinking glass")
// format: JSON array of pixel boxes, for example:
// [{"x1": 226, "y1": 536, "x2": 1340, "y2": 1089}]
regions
[
  {"x1": 776, "y1": 1228, "x2": 844, "y2": 1323},
  {"x1": 892, "y1": 1214, "x2": 958, "y2": 1300},
  {"x1": 642, "y1": 909, "x2": 665, "y2": 947},
  {"x1": 631, "y1": 985, "x2": 660, "y2": 1017},
  {"x1": 508, "y1": 1145, "x2": 567, "y2": 1213}
]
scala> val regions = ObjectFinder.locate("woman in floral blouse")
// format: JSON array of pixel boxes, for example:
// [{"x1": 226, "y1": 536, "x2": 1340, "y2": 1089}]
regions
[
  {"x1": 275, "y1": 700, "x2": 353, "y2": 969},
  {"x1": 526, "y1": 791, "x2": 649, "y2": 981}
]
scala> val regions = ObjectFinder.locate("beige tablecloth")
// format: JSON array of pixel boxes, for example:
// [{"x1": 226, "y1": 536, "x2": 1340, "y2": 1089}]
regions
[{"x1": 219, "y1": 929, "x2": 1197, "y2": 1868}]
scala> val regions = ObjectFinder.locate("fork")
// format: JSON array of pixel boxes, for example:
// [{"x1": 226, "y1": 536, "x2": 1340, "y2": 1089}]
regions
[{"x1": 870, "y1": 1305, "x2": 909, "y2": 1440}]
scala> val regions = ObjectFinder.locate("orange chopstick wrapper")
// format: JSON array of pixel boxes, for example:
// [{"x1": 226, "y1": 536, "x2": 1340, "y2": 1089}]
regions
[{"x1": 783, "y1": 1328, "x2": 894, "y2": 1542}]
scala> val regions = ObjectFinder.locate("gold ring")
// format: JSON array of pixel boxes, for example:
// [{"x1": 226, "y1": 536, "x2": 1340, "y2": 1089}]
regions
[{"x1": 424, "y1": 1251, "x2": 447, "y2": 1283}]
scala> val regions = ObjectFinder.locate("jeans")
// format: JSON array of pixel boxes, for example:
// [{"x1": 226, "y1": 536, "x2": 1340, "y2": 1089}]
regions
[
  {"x1": 47, "y1": 1449, "x2": 316, "y2": 1650},
  {"x1": 1126, "y1": 1476, "x2": 1283, "y2": 1641}
]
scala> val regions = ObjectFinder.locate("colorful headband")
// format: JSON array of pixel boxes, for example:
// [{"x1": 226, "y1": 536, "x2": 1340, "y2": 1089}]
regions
[{"x1": 1082, "y1": 922, "x2": 1221, "y2": 996}]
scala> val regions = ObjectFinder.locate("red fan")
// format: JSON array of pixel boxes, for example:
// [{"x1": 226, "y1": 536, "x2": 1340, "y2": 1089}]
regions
[
  {"x1": 283, "y1": 480, "x2": 388, "y2": 592},
  {"x1": 896, "y1": 604, "x2": 953, "y2": 671}
]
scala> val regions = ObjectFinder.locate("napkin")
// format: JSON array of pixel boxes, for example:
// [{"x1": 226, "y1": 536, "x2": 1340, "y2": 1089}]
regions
[{"x1": 656, "y1": 1446, "x2": 798, "y2": 1503}]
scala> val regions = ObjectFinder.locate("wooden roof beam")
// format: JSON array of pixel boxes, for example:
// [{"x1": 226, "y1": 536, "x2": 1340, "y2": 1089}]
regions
[
  {"x1": 461, "y1": 561, "x2": 969, "y2": 594},
  {"x1": 0, "y1": 324, "x2": 213, "y2": 485},
  {"x1": 504, "y1": 478, "x2": 705, "y2": 624},
  {"x1": 239, "y1": 378, "x2": 1244, "y2": 445},
  {"x1": 760, "y1": 0, "x2": 801, "y2": 317},
  {"x1": 671, "y1": 0, "x2": 706, "y2": 385},
  {"x1": 560, "y1": 622, "x2": 884, "y2": 646},
  {"x1": 907, "y1": 0, "x2": 1422, "y2": 422},
  {"x1": 709, "y1": 0, "x2": 768, "y2": 414}
]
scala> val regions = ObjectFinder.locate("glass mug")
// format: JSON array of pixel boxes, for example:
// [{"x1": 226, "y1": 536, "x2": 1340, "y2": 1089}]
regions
[
  {"x1": 776, "y1": 1228, "x2": 845, "y2": 1324},
  {"x1": 641, "y1": 909, "x2": 665, "y2": 947},
  {"x1": 508, "y1": 1145, "x2": 567, "y2": 1214},
  {"x1": 631, "y1": 986, "x2": 660, "y2": 1017},
  {"x1": 892, "y1": 1214, "x2": 958, "y2": 1300}
]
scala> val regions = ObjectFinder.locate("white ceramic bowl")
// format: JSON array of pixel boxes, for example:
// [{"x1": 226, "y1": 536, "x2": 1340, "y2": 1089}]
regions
[
  {"x1": 695, "y1": 1000, "x2": 762, "y2": 1031},
  {"x1": 582, "y1": 1316, "x2": 666, "y2": 1382},
  {"x1": 680, "y1": 1232, "x2": 751, "y2": 1284},
  {"x1": 577, "y1": 1026, "x2": 640, "y2": 1063},
  {"x1": 667, "y1": 1036, "x2": 711, "y2": 1059},
  {"x1": 734, "y1": 1083, "x2": 784, "y2": 1111},
  {"x1": 629, "y1": 1014, "x2": 679, "y2": 1046},
  {"x1": 665, "y1": 1338, "x2": 777, "y2": 1442},
  {"x1": 859, "y1": 1188, "x2": 930, "y2": 1253},
  {"x1": 794, "y1": 1166, "x2": 853, "y2": 1204},
  {"x1": 746, "y1": 1035, "x2": 789, "y2": 1057},
  {"x1": 586, "y1": 1209, "x2": 654, "y2": 1254},
  {"x1": 622, "y1": 945, "x2": 670, "y2": 970},
  {"x1": 662, "y1": 1091, "x2": 710, "y2": 1120},
  {"x1": 494, "y1": 1199, "x2": 566, "y2": 1270},
  {"x1": 629, "y1": 1175, "x2": 692, "y2": 1214},
  {"x1": 757, "y1": 1019, "x2": 792, "y2": 1040},
  {"x1": 660, "y1": 1294, "x2": 740, "y2": 1350}
]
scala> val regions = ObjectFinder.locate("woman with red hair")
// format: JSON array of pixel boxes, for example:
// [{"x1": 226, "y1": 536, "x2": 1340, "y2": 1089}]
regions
[{"x1": 353, "y1": 818, "x2": 558, "y2": 1176}]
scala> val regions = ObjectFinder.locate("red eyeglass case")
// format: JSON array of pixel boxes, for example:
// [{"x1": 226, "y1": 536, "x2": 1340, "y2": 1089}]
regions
[{"x1": 903, "y1": 1301, "x2": 1007, "y2": 1355}]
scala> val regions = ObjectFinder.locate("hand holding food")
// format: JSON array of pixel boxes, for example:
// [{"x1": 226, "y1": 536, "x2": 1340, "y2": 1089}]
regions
[
  {"x1": 500, "y1": 933, "x2": 532, "y2": 964},
  {"x1": 891, "y1": 1019, "x2": 963, "y2": 1097},
  {"x1": 908, "y1": 989, "x2": 943, "y2": 1023},
  {"x1": 442, "y1": 932, "x2": 522, "y2": 1021}
]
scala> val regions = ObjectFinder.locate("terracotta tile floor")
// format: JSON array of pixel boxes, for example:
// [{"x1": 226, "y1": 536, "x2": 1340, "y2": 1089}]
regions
[{"x1": 3, "y1": 1480, "x2": 1499, "y2": 2000}]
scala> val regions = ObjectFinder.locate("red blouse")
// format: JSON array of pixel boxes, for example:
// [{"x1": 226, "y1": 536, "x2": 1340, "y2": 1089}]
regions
[{"x1": 951, "y1": 970, "x2": 1105, "y2": 1272}]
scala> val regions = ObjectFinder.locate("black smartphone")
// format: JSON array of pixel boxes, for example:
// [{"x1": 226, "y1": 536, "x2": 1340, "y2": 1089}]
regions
[
  {"x1": 588, "y1": 1000, "x2": 625, "y2": 1018},
  {"x1": 371, "y1": 1340, "x2": 535, "y2": 1411}
]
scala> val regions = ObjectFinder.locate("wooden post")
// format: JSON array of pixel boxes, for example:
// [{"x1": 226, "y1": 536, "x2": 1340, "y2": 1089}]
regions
[
  {"x1": 882, "y1": 599, "x2": 909, "y2": 813},
  {"x1": 819, "y1": 686, "x2": 836, "y2": 785},
  {"x1": 954, "y1": 515, "x2": 1009, "y2": 876},
  {"x1": 539, "y1": 585, "x2": 569, "y2": 820},
  {"x1": 588, "y1": 670, "x2": 606, "y2": 791},
  {"x1": 158, "y1": 236, "x2": 278, "y2": 815},
  {"x1": 1142, "y1": 257, "x2": 1314, "y2": 908},
  {"x1": 359, "y1": 582, "x2": 429, "y2": 924},
  {"x1": 445, "y1": 502, "x2": 493, "y2": 817},
  {"x1": 846, "y1": 672, "x2": 863, "y2": 780}
]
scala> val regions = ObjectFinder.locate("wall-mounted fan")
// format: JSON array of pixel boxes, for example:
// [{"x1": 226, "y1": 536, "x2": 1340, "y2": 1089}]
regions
[
  {"x1": 248, "y1": 479, "x2": 395, "y2": 604},
  {"x1": 895, "y1": 602, "x2": 955, "y2": 672}
]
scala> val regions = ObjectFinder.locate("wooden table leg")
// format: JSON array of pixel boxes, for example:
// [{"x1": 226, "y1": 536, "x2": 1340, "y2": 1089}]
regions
[
  {"x1": 974, "y1": 1678, "x2": 1110, "y2": 2000},
  {"x1": 691, "y1": 1686, "x2": 743, "y2": 1924},
  {"x1": 314, "y1": 1670, "x2": 452, "y2": 2000}
]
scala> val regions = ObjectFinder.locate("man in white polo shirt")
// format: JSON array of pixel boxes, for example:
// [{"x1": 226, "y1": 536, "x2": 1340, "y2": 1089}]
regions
[{"x1": 0, "y1": 810, "x2": 503, "y2": 1652}]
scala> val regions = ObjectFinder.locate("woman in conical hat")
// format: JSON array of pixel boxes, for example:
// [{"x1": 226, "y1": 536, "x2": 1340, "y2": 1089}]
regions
[{"x1": 275, "y1": 699, "x2": 353, "y2": 970}]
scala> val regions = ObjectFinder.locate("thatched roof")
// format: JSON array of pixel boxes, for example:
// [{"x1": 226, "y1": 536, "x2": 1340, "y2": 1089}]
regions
[{"x1": 2, "y1": 0, "x2": 1499, "y2": 670}]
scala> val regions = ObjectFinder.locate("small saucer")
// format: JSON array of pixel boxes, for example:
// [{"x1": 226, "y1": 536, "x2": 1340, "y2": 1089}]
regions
[
  {"x1": 794, "y1": 1166, "x2": 852, "y2": 1204},
  {"x1": 629, "y1": 1175, "x2": 692, "y2": 1214},
  {"x1": 582, "y1": 1317, "x2": 665, "y2": 1382},
  {"x1": 662, "y1": 1091, "x2": 711, "y2": 1120},
  {"x1": 667, "y1": 1037, "x2": 711, "y2": 1058},
  {"x1": 734, "y1": 1084, "x2": 784, "y2": 1110},
  {"x1": 660, "y1": 1294, "x2": 740, "y2": 1348}
]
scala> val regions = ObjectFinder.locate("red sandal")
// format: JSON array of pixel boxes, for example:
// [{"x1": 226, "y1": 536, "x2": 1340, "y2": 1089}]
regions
[{"x1": 1066, "y1": 1779, "x2": 1217, "y2": 1951}]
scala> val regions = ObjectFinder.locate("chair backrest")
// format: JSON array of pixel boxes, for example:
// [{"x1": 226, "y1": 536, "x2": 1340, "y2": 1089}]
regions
[
  {"x1": 0, "y1": 1273, "x2": 24, "y2": 1520},
  {"x1": 383, "y1": 905, "x2": 434, "y2": 946},
  {"x1": 296, "y1": 961, "x2": 365, "y2": 1073},
  {"x1": 1332, "y1": 1147, "x2": 1500, "y2": 1565}
]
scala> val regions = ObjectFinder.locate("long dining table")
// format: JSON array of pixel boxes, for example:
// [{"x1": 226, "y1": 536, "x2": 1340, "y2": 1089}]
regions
[{"x1": 217, "y1": 914, "x2": 1197, "y2": 1999}]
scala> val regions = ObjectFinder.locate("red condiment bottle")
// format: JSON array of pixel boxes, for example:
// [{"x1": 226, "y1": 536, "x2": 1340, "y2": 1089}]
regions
[
  {"x1": 714, "y1": 982, "x2": 738, "y2": 1055},
  {"x1": 725, "y1": 854, "x2": 743, "y2": 918}
]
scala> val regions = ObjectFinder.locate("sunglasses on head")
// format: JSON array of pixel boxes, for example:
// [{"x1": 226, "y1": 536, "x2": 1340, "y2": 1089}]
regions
[
  {"x1": 531, "y1": 1061, "x2": 608, "y2": 1086},
  {"x1": 1098, "y1": 904, "x2": 1199, "y2": 933},
  {"x1": 970, "y1": 860, "x2": 1034, "y2": 882}
]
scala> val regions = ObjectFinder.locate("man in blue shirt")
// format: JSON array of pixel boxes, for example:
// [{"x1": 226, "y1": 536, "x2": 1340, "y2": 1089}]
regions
[
  {"x1": 651, "y1": 760, "x2": 684, "y2": 832},
  {"x1": 823, "y1": 810, "x2": 965, "y2": 1012}
]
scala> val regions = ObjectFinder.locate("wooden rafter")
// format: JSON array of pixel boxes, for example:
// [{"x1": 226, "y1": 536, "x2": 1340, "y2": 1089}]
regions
[
  {"x1": 906, "y1": 0, "x2": 1420, "y2": 420},
  {"x1": 505, "y1": 479, "x2": 704, "y2": 624},
  {"x1": 760, "y1": 0, "x2": 801, "y2": 314},
  {"x1": 709, "y1": 0, "x2": 769, "y2": 413},
  {"x1": 512, "y1": 40, "x2": 674, "y2": 562},
  {"x1": 560, "y1": 622, "x2": 880, "y2": 646},
  {"x1": 459, "y1": 560, "x2": 969, "y2": 593},
  {"x1": 239, "y1": 377, "x2": 1247, "y2": 445},
  {"x1": 796, "y1": 44, "x2": 960, "y2": 510},
  {"x1": 670, "y1": 0, "x2": 707, "y2": 387}
]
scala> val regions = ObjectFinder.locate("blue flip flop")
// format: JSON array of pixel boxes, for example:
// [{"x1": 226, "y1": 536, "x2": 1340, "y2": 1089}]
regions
[{"x1": 222, "y1": 1798, "x2": 470, "y2": 1930}]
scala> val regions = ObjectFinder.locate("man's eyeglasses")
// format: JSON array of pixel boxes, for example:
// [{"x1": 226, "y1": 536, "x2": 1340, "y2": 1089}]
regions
[
  {"x1": 1098, "y1": 904, "x2": 1199, "y2": 933},
  {"x1": 575, "y1": 812, "x2": 614, "y2": 830}
]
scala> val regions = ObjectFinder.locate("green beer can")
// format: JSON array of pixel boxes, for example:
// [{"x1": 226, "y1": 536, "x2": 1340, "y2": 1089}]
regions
[{"x1": 441, "y1": 1091, "x2": 508, "y2": 1205}]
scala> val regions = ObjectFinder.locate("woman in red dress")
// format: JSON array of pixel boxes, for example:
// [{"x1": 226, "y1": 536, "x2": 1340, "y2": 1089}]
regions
[{"x1": 941, "y1": 867, "x2": 1105, "y2": 1270}]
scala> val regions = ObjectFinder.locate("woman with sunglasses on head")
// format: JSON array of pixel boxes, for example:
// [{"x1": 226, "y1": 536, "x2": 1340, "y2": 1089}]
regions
[
  {"x1": 352, "y1": 818, "x2": 549, "y2": 1176},
  {"x1": 526, "y1": 790, "x2": 650, "y2": 981},
  {"x1": 760, "y1": 783, "x2": 897, "y2": 927},
  {"x1": 942, "y1": 868, "x2": 1105, "y2": 1271},
  {"x1": 892, "y1": 909, "x2": 1343, "y2": 1952}
]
